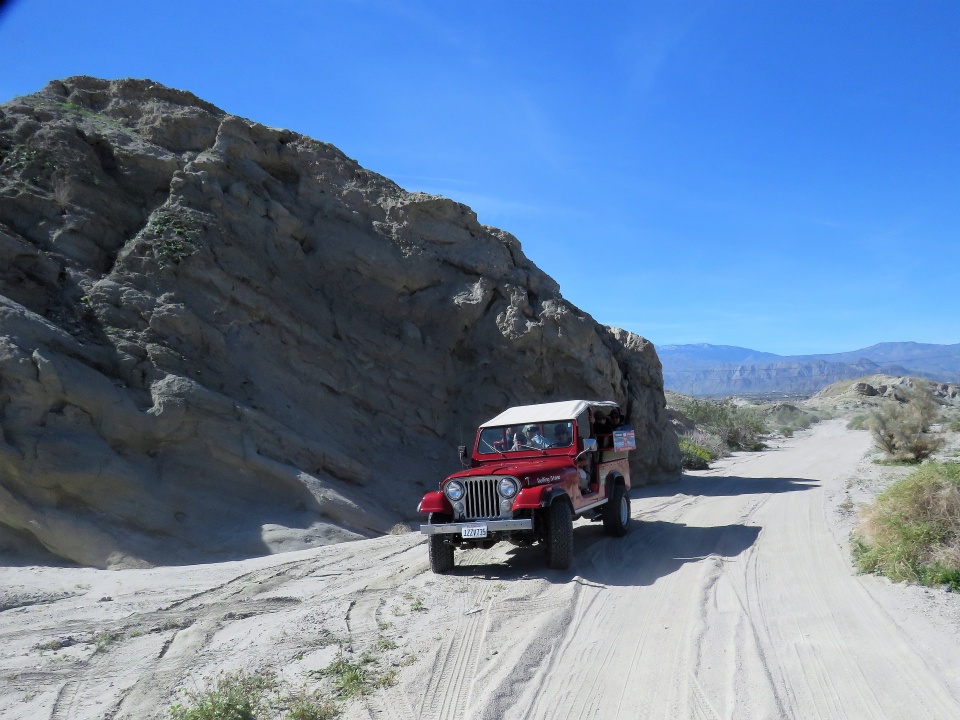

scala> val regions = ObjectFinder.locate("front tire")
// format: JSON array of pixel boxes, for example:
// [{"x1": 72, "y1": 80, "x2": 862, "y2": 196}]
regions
[
  {"x1": 602, "y1": 482, "x2": 630, "y2": 537},
  {"x1": 428, "y1": 513, "x2": 455, "y2": 573},
  {"x1": 543, "y1": 500, "x2": 573, "y2": 570}
]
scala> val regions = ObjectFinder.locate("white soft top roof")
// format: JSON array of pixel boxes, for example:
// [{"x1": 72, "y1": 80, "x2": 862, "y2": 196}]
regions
[{"x1": 479, "y1": 400, "x2": 620, "y2": 428}]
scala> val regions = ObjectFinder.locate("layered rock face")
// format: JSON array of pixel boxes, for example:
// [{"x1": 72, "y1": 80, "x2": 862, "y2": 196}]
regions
[{"x1": 0, "y1": 77, "x2": 679, "y2": 568}]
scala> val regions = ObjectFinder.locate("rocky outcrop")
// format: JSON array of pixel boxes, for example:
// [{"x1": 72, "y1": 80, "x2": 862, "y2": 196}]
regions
[
  {"x1": 853, "y1": 382, "x2": 878, "y2": 397},
  {"x1": 0, "y1": 77, "x2": 679, "y2": 568}
]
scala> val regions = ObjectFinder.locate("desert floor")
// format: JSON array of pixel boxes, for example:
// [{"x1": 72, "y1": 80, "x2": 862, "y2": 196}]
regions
[{"x1": 3, "y1": 419, "x2": 960, "y2": 719}]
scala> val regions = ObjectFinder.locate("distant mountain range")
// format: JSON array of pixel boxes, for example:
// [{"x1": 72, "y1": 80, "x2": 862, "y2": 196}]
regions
[{"x1": 658, "y1": 342, "x2": 960, "y2": 397}]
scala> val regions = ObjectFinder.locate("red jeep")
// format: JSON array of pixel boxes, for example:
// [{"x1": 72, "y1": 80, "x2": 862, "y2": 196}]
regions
[{"x1": 418, "y1": 400, "x2": 636, "y2": 573}]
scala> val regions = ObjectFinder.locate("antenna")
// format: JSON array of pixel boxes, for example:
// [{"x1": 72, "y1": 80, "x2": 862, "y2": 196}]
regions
[{"x1": 458, "y1": 424, "x2": 468, "y2": 468}]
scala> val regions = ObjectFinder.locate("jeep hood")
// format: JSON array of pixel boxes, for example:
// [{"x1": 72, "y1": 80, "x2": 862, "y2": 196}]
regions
[{"x1": 447, "y1": 456, "x2": 573, "y2": 480}]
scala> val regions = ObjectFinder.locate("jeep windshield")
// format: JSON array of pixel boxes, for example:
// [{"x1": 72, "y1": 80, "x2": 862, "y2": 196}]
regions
[{"x1": 477, "y1": 421, "x2": 574, "y2": 455}]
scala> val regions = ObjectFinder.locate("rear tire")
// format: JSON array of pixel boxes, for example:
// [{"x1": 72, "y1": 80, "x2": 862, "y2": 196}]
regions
[
  {"x1": 602, "y1": 482, "x2": 630, "y2": 537},
  {"x1": 543, "y1": 500, "x2": 573, "y2": 570},
  {"x1": 428, "y1": 513, "x2": 455, "y2": 573}
]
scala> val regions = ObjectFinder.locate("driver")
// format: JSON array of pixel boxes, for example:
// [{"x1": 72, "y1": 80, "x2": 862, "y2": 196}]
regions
[
  {"x1": 552, "y1": 423, "x2": 572, "y2": 447},
  {"x1": 524, "y1": 424, "x2": 550, "y2": 449}
]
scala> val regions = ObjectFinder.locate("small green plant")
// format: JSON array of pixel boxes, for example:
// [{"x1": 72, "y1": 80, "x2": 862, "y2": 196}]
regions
[
  {"x1": 375, "y1": 636, "x2": 397, "y2": 652},
  {"x1": 314, "y1": 651, "x2": 395, "y2": 700},
  {"x1": 872, "y1": 458, "x2": 919, "y2": 467},
  {"x1": 35, "y1": 637, "x2": 77, "y2": 652},
  {"x1": 146, "y1": 213, "x2": 203, "y2": 266},
  {"x1": 678, "y1": 437, "x2": 710, "y2": 470},
  {"x1": 169, "y1": 670, "x2": 276, "y2": 720},
  {"x1": 283, "y1": 688, "x2": 339, "y2": 720},
  {"x1": 93, "y1": 630, "x2": 123, "y2": 654},
  {"x1": 853, "y1": 462, "x2": 960, "y2": 590}
]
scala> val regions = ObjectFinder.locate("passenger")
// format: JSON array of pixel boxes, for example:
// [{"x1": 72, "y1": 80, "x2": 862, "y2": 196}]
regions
[
  {"x1": 594, "y1": 413, "x2": 612, "y2": 448},
  {"x1": 511, "y1": 431, "x2": 528, "y2": 450},
  {"x1": 525, "y1": 424, "x2": 550, "y2": 449},
  {"x1": 609, "y1": 408, "x2": 625, "y2": 429}
]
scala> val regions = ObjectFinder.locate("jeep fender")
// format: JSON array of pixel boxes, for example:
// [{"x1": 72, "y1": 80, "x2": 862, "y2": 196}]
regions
[
  {"x1": 514, "y1": 485, "x2": 570, "y2": 510},
  {"x1": 603, "y1": 471, "x2": 625, "y2": 493},
  {"x1": 418, "y1": 491, "x2": 453, "y2": 515}
]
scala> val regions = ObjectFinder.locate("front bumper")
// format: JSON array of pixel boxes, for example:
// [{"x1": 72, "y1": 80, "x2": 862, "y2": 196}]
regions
[{"x1": 420, "y1": 518, "x2": 534, "y2": 535}]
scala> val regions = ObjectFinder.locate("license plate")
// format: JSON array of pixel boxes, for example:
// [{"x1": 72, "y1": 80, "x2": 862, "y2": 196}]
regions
[{"x1": 461, "y1": 523, "x2": 488, "y2": 539}]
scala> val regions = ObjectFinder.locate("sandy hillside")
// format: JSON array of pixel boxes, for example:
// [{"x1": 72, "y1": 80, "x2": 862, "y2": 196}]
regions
[{"x1": 2, "y1": 419, "x2": 959, "y2": 719}]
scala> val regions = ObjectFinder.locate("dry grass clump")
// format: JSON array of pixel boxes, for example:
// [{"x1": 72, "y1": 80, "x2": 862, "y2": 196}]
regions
[
  {"x1": 853, "y1": 462, "x2": 960, "y2": 590},
  {"x1": 868, "y1": 385, "x2": 944, "y2": 463}
]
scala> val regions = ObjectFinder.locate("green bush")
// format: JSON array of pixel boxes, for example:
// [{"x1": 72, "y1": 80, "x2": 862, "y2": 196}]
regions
[
  {"x1": 853, "y1": 462, "x2": 960, "y2": 590},
  {"x1": 868, "y1": 386, "x2": 944, "y2": 462},
  {"x1": 679, "y1": 438, "x2": 711, "y2": 469},
  {"x1": 170, "y1": 670, "x2": 276, "y2": 720},
  {"x1": 314, "y1": 651, "x2": 395, "y2": 700},
  {"x1": 169, "y1": 671, "x2": 342, "y2": 720},
  {"x1": 847, "y1": 415, "x2": 868, "y2": 431},
  {"x1": 673, "y1": 398, "x2": 766, "y2": 451}
]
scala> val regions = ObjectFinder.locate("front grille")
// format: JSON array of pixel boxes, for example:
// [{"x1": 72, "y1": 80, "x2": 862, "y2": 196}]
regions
[{"x1": 462, "y1": 476, "x2": 510, "y2": 520}]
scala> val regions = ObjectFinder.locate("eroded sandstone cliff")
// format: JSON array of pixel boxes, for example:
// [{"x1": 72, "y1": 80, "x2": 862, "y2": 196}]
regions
[{"x1": 0, "y1": 77, "x2": 679, "y2": 567}]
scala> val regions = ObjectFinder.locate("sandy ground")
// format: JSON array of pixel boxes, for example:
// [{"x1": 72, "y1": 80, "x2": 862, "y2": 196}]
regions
[{"x1": 2, "y1": 419, "x2": 959, "y2": 719}]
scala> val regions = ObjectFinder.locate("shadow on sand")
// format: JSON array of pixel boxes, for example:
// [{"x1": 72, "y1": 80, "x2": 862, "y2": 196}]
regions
[
  {"x1": 637, "y1": 473, "x2": 819, "y2": 498},
  {"x1": 449, "y1": 473, "x2": 818, "y2": 585},
  {"x1": 452, "y1": 519, "x2": 762, "y2": 587}
]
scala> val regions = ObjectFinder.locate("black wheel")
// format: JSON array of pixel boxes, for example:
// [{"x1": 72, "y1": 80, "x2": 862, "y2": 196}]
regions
[
  {"x1": 543, "y1": 500, "x2": 573, "y2": 570},
  {"x1": 427, "y1": 513, "x2": 454, "y2": 573},
  {"x1": 602, "y1": 482, "x2": 630, "y2": 537}
]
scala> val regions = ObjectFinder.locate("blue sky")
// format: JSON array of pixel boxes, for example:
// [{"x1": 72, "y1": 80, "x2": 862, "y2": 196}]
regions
[{"x1": 1, "y1": 0, "x2": 957, "y2": 355}]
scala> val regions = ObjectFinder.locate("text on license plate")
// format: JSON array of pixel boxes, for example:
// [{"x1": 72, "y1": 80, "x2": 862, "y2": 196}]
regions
[{"x1": 461, "y1": 523, "x2": 488, "y2": 539}]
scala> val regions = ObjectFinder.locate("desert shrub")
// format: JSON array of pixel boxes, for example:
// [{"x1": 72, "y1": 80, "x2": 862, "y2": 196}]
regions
[
  {"x1": 868, "y1": 385, "x2": 944, "y2": 462},
  {"x1": 685, "y1": 428, "x2": 724, "y2": 458},
  {"x1": 767, "y1": 404, "x2": 821, "y2": 435},
  {"x1": 847, "y1": 415, "x2": 868, "y2": 431},
  {"x1": 170, "y1": 670, "x2": 276, "y2": 720},
  {"x1": 284, "y1": 689, "x2": 339, "y2": 720},
  {"x1": 853, "y1": 462, "x2": 960, "y2": 590},
  {"x1": 672, "y1": 399, "x2": 766, "y2": 452},
  {"x1": 679, "y1": 438, "x2": 711, "y2": 469},
  {"x1": 314, "y1": 651, "x2": 395, "y2": 700},
  {"x1": 169, "y1": 672, "x2": 340, "y2": 720}
]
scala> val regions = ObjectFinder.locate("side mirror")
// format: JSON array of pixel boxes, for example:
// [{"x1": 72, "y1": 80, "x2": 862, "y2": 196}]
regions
[
  {"x1": 575, "y1": 438, "x2": 597, "y2": 461},
  {"x1": 458, "y1": 445, "x2": 467, "y2": 464}
]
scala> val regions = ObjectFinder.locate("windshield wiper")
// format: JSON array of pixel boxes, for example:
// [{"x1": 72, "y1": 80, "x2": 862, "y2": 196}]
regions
[{"x1": 482, "y1": 440, "x2": 506, "y2": 457}]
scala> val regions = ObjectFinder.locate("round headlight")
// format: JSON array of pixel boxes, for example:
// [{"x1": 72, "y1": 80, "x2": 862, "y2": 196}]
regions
[
  {"x1": 444, "y1": 480, "x2": 465, "y2": 502},
  {"x1": 498, "y1": 477, "x2": 518, "y2": 499}
]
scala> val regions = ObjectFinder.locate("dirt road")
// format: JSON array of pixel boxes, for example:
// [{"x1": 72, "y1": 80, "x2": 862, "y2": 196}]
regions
[{"x1": 2, "y1": 420, "x2": 959, "y2": 719}]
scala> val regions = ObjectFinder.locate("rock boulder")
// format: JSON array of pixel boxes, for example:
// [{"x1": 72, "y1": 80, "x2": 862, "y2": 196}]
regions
[{"x1": 0, "y1": 77, "x2": 679, "y2": 567}]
